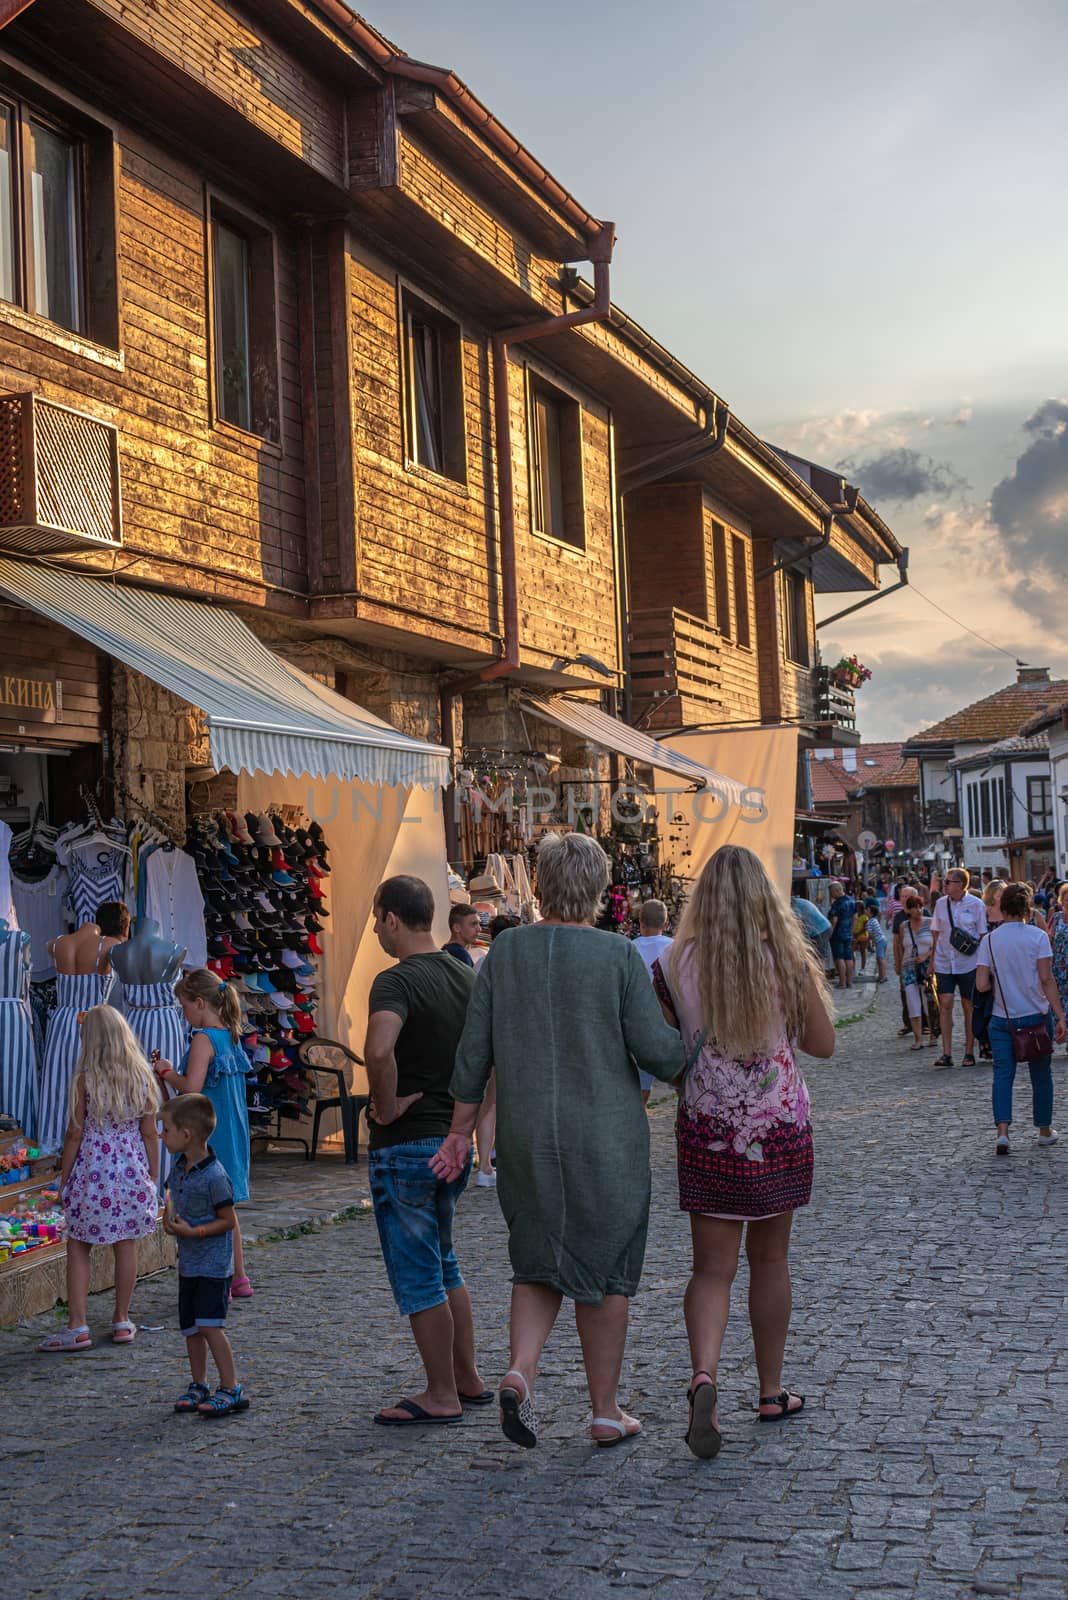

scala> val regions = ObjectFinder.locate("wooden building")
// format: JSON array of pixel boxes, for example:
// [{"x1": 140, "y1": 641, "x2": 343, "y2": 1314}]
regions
[{"x1": 0, "y1": 0, "x2": 904, "y2": 860}]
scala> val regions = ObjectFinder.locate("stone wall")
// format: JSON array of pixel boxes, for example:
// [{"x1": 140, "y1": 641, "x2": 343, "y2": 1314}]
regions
[{"x1": 109, "y1": 664, "x2": 203, "y2": 835}]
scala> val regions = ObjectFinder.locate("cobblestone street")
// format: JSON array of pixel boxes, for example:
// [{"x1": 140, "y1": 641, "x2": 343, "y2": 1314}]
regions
[{"x1": 4, "y1": 981, "x2": 1067, "y2": 1600}]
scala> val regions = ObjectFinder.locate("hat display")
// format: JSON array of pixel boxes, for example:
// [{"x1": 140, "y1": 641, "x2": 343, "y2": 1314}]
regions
[{"x1": 188, "y1": 809, "x2": 330, "y2": 1135}]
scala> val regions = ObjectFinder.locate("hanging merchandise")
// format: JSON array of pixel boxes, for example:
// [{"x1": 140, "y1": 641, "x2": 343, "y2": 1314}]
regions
[
  {"x1": 55, "y1": 797, "x2": 130, "y2": 926},
  {"x1": 0, "y1": 927, "x2": 36, "y2": 1142},
  {"x1": 187, "y1": 810, "x2": 330, "y2": 1139}
]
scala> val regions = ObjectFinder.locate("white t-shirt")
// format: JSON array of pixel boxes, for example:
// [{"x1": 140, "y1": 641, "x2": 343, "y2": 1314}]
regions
[
  {"x1": 633, "y1": 933, "x2": 673, "y2": 975},
  {"x1": 900, "y1": 918, "x2": 933, "y2": 967},
  {"x1": 930, "y1": 891, "x2": 987, "y2": 975},
  {"x1": 977, "y1": 922, "x2": 1052, "y2": 1018}
]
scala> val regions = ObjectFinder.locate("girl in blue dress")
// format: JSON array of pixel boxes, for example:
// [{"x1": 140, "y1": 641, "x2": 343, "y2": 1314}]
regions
[{"x1": 156, "y1": 969, "x2": 253, "y2": 1297}]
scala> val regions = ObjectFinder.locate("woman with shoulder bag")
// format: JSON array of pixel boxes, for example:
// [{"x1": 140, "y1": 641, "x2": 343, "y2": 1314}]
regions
[
  {"x1": 975, "y1": 881, "x2": 1065, "y2": 1156},
  {"x1": 652, "y1": 845, "x2": 835, "y2": 1459}
]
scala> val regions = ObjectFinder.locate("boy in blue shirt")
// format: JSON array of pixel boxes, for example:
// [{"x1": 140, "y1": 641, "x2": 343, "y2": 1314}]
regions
[{"x1": 162, "y1": 1094, "x2": 248, "y2": 1417}]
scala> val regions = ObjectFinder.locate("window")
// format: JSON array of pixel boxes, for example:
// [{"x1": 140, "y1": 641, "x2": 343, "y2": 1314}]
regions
[
  {"x1": 1028, "y1": 775, "x2": 1052, "y2": 833},
  {"x1": 979, "y1": 781, "x2": 991, "y2": 837},
  {"x1": 529, "y1": 377, "x2": 584, "y2": 547},
  {"x1": 732, "y1": 535, "x2": 751, "y2": 649},
  {"x1": 710, "y1": 521, "x2": 730, "y2": 637},
  {"x1": 782, "y1": 569, "x2": 809, "y2": 665},
  {"x1": 0, "y1": 94, "x2": 105, "y2": 337},
  {"x1": 967, "y1": 782, "x2": 977, "y2": 837},
  {"x1": 209, "y1": 203, "x2": 279, "y2": 441},
  {"x1": 402, "y1": 294, "x2": 465, "y2": 481}
]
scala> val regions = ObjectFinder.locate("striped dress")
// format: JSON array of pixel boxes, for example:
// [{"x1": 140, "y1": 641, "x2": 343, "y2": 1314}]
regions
[
  {"x1": 37, "y1": 969, "x2": 116, "y2": 1154},
  {"x1": 0, "y1": 932, "x2": 36, "y2": 1140},
  {"x1": 122, "y1": 981, "x2": 189, "y2": 1193}
]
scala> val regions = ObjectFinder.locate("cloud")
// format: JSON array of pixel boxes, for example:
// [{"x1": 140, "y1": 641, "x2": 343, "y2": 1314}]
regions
[
  {"x1": 840, "y1": 447, "x2": 968, "y2": 504},
  {"x1": 989, "y1": 397, "x2": 1068, "y2": 627},
  {"x1": 833, "y1": 638, "x2": 1022, "y2": 743},
  {"x1": 771, "y1": 403, "x2": 976, "y2": 464},
  {"x1": 946, "y1": 406, "x2": 973, "y2": 428}
]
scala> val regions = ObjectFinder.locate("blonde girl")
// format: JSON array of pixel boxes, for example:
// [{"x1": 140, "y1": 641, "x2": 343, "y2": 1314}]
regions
[
  {"x1": 38, "y1": 1007, "x2": 161, "y2": 1353},
  {"x1": 155, "y1": 971, "x2": 253, "y2": 1296},
  {"x1": 653, "y1": 845, "x2": 836, "y2": 1458}
]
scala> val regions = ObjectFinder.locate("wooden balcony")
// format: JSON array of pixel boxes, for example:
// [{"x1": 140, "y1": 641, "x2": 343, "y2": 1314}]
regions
[
  {"x1": 628, "y1": 607, "x2": 721, "y2": 729},
  {"x1": 813, "y1": 665, "x2": 859, "y2": 745}
]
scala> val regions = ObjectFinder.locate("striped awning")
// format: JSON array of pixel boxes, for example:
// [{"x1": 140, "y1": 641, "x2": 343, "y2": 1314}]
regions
[
  {"x1": 523, "y1": 696, "x2": 746, "y2": 804},
  {"x1": 0, "y1": 562, "x2": 449, "y2": 789}
]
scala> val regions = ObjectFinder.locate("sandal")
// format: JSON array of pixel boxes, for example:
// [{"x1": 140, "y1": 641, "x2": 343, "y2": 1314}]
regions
[
  {"x1": 757, "y1": 1389, "x2": 805, "y2": 1421},
  {"x1": 374, "y1": 1399, "x2": 464, "y2": 1427},
  {"x1": 961, "y1": 1053, "x2": 977, "y2": 1067},
  {"x1": 909, "y1": 1041, "x2": 924, "y2": 1051},
  {"x1": 37, "y1": 1325, "x2": 92, "y2": 1354},
  {"x1": 933, "y1": 1054, "x2": 953, "y2": 1067},
  {"x1": 590, "y1": 1414, "x2": 642, "y2": 1447},
  {"x1": 111, "y1": 1320, "x2": 136, "y2": 1344},
  {"x1": 499, "y1": 1369, "x2": 538, "y2": 1449},
  {"x1": 685, "y1": 1372, "x2": 722, "y2": 1459},
  {"x1": 229, "y1": 1277, "x2": 253, "y2": 1299},
  {"x1": 197, "y1": 1384, "x2": 250, "y2": 1417},
  {"x1": 174, "y1": 1381, "x2": 211, "y2": 1413}
]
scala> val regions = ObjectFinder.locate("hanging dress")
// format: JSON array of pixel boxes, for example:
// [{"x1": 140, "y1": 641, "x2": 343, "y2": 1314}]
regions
[
  {"x1": 122, "y1": 981, "x2": 189, "y2": 1194},
  {"x1": 0, "y1": 931, "x2": 37, "y2": 1140},
  {"x1": 177, "y1": 1026, "x2": 251, "y2": 1201},
  {"x1": 57, "y1": 830, "x2": 128, "y2": 926},
  {"x1": 37, "y1": 944, "x2": 116, "y2": 1155}
]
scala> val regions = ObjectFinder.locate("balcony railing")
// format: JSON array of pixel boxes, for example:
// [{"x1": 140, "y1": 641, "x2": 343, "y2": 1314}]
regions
[
  {"x1": 628, "y1": 607, "x2": 720, "y2": 725},
  {"x1": 814, "y1": 665, "x2": 856, "y2": 735},
  {"x1": 923, "y1": 799, "x2": 960, "y2": 832}
]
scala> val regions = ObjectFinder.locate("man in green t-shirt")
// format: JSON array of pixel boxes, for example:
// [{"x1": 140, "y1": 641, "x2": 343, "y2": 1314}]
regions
[{"x1": 364, "y1": 874, "x2": 489, "y2": 1428}]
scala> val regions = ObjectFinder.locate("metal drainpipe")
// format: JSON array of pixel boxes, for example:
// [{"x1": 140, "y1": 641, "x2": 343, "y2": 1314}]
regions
[
  {"x1": 754, "y1": 486, "x2": 860, "y2": 583},
  {"x1": 439, "y1": 237, "x2": 615, "y2": 839},
  {"x1": 815, "y1": 548, "x2": 910, "y2": 627}
]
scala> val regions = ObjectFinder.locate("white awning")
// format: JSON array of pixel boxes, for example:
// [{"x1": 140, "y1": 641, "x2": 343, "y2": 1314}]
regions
[
  {"x1": 523, "y1": 696, "x2": 746, "y2": 804},
  {"x1": 0, "y1": 562, "x2": 449, "y2": 789}
]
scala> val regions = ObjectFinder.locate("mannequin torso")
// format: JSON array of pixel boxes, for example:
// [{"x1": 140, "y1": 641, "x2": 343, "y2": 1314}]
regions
[{"x1": 110, "y1": 919, "x2": 185, "y2": 985}]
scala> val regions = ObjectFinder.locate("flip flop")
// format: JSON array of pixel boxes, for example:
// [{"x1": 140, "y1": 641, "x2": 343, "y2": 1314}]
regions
[
  {"x1": 373, "y1": 1399, "x2": 464, "y2": 1427},
  {"x1": 458, "y1": 1388, "x2": 495, "y2": 1407},
  {"x1": 111, "y1": 1320, "x2": 136, "y2": 1344},
  {"x1": 229, "y1": 1277, "x2": 254, "y2": 1299},
  {"x1": 591, "y1": 1415, "x2": 642, "y2": 1447},
  {"x1": 685, "y1": 1376, "x2": 722, "y2": 1459},
  {"x1": 37, "y1": 1326, "x2": 92, "y2": 1353}
]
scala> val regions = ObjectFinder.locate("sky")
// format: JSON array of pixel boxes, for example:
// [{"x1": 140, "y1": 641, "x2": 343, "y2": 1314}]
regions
[{"x1": 364, "y1": 1, "x2": 1068, "y2": 741}]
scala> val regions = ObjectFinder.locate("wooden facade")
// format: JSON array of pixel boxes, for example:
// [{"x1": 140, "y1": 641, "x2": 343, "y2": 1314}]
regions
[{"x1": 0, "y1": 0, "x2": 901, "y2": 799}]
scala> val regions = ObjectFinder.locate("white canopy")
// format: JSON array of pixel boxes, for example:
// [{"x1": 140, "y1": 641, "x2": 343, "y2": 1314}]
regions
[
  {"x1": 0, "y1": 561, "x2": 449, "y2": 789},
  {"x1": 523, "y1": 696, "x2": 746, "y2": 804}
]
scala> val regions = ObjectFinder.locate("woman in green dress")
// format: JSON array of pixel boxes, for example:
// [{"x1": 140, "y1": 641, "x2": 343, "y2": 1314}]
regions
[{"x1": 431, "y1": 832, "x2": 684, "y2": 1449}]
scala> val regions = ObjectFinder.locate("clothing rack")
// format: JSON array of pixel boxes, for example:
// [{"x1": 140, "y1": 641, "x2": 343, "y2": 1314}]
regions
[{"x1": 112, "y1": 777, "x2": 176, "y2": 841}]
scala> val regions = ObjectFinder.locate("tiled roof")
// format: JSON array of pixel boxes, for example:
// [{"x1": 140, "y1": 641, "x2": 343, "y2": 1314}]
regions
[
  {"x1": 1020, "y1": 699, "x2": 1068, "y2": 737},
  {"x1": 949, "y1": 731, "x2": 1050, "y2": 770},
  {"x1": 905, "y1": 679, "x2": 1068, "y2": 747},
  {"x1": 861, "y1": 756, "x2": 920, "y2": 790},
  {"x1": 808, "y1": 743, "x2": 904, "y2": 806}
]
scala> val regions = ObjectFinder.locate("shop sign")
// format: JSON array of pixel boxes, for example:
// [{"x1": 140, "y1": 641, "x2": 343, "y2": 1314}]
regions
[{"x1": 0, "y1": 669, "x2": 60, "y2": 724}]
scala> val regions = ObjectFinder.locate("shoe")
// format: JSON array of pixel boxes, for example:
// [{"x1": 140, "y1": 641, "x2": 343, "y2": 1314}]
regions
[
  {"x1": 1036, "y1": 1129, "x2": 1060, "y2": 1145},
  {"x1": 996, "y1": 1134, "x2": 1010, "y2": 1155},
  {"x1": 933, "y1": 1054, "x2": 953, "y2": 1068},
  {"x1": 476, "y1": 1170, "x2": 497, "y2": 1187}
]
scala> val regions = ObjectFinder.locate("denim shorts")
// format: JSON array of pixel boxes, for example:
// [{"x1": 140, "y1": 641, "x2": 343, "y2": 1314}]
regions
[
  {"x1": 178, "y1": 1275, "x2": 231, "y2": 1337},
  {"x1": 368, "y1": 1137, "x2": 472, "y2": 1317},
  {"x1": 936, "y1": 970, "x2": 975, "y2": 999}
]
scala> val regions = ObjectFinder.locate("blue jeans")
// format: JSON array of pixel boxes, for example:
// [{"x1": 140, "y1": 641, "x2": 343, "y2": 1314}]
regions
[
  {"x1": 369, "y1": 1137, "x2": 472, "y2": 1317},
  {"x1": 989, "y1": 1015, "x2": 1054, "y2": 1128}
]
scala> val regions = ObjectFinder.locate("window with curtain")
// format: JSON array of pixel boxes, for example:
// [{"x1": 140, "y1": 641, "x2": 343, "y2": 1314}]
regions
[
  {"x1": 0, "y1": 97, "x2": 100, "y2": 337},
  {"x1": 732, "y1": 534, "x2": 751, "y2": 648},
  {"x1": 210, "y1": 203, "x2": 279, "y2": 441},
  {"x1": 782, "y1": 569, "x2": 809, "y2": 665},
  {"x1": 529, "y1": 377, "x2": 584, "y2": 548},
  {"x1": 402, "y1": 296, "x2": 465, "y2": 482},
  {"x1": 710, "y1": 521, "x2": 731, "y2": 638},
  {"x1": 1028, "y1": 775, "x2": 1052, "y2": 832}
]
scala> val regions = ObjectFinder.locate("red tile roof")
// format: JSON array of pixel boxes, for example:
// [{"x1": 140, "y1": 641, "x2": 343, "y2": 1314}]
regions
[
  {"x1": 808, "y1": 743, "x2": 905, "y2": 806},
  {"x1": 905, "y1": 679, "x2": 1068, "y2": 747}
]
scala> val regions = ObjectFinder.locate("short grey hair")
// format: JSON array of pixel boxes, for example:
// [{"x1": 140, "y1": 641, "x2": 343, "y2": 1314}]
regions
[
  {"x1": 639, "y1": 898, "x2": 668, "y2": 931},
  {"x1": 536, "y1": 832, "x2": 610, "y2": 924}
]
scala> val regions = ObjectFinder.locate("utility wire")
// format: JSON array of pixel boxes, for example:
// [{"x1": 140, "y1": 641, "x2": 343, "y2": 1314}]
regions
[{"x1": 903, "y1": 581, "x2": 1019, "y2": 661}]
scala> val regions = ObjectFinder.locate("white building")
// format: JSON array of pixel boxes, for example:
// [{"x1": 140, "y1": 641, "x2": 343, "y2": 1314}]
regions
[
  {"x1": 1017, "y1": 698, "x2": 1068, "y2": 880},
  {"x1": 950, "y1": 733, "x2": 1052, "y2": 880}
]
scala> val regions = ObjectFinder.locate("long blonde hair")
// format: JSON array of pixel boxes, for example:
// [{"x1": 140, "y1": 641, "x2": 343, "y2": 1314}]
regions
[
  {"x1": 71, "y1": 1006, "x2": 161, "y2": 1125},
  {"x1": 175, "y1": 968, "x2": 242, "y2": 1041},
  {"x1": 669, "y1": 844, "x2": 832, "y2": 1059}
]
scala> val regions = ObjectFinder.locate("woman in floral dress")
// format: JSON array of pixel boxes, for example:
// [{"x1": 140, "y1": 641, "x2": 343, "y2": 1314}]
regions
[{"x1": 653, "y1": 845, "x2": 835, "y2": 1459}]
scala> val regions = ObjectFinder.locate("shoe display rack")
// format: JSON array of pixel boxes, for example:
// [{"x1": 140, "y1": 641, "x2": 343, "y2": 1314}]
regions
[{"x1": 188, "y1": 811, "x2": 331, "y2": 1147}]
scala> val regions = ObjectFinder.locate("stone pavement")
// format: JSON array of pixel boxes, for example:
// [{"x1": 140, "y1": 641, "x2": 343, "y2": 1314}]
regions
[{"x1": 3, "y1": 981, "x2": 1067, "y2": 1600}]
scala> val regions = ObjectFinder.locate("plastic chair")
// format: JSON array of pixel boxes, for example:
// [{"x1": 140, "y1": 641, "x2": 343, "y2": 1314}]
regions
[{"x1": 296, "y1": 1038, "x2": 369, "y2": 1165}]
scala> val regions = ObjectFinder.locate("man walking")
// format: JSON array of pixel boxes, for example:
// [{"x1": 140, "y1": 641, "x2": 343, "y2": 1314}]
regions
[
  {"x1": 442, "y1": 903, "x2": 481, "y2": 966},
  {"x1": 365, "y1": 875, "x2": 488, "y2": 1426},
  {"x1": 929, "y1": 867, "x2": 987, "y2": 1067}
]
